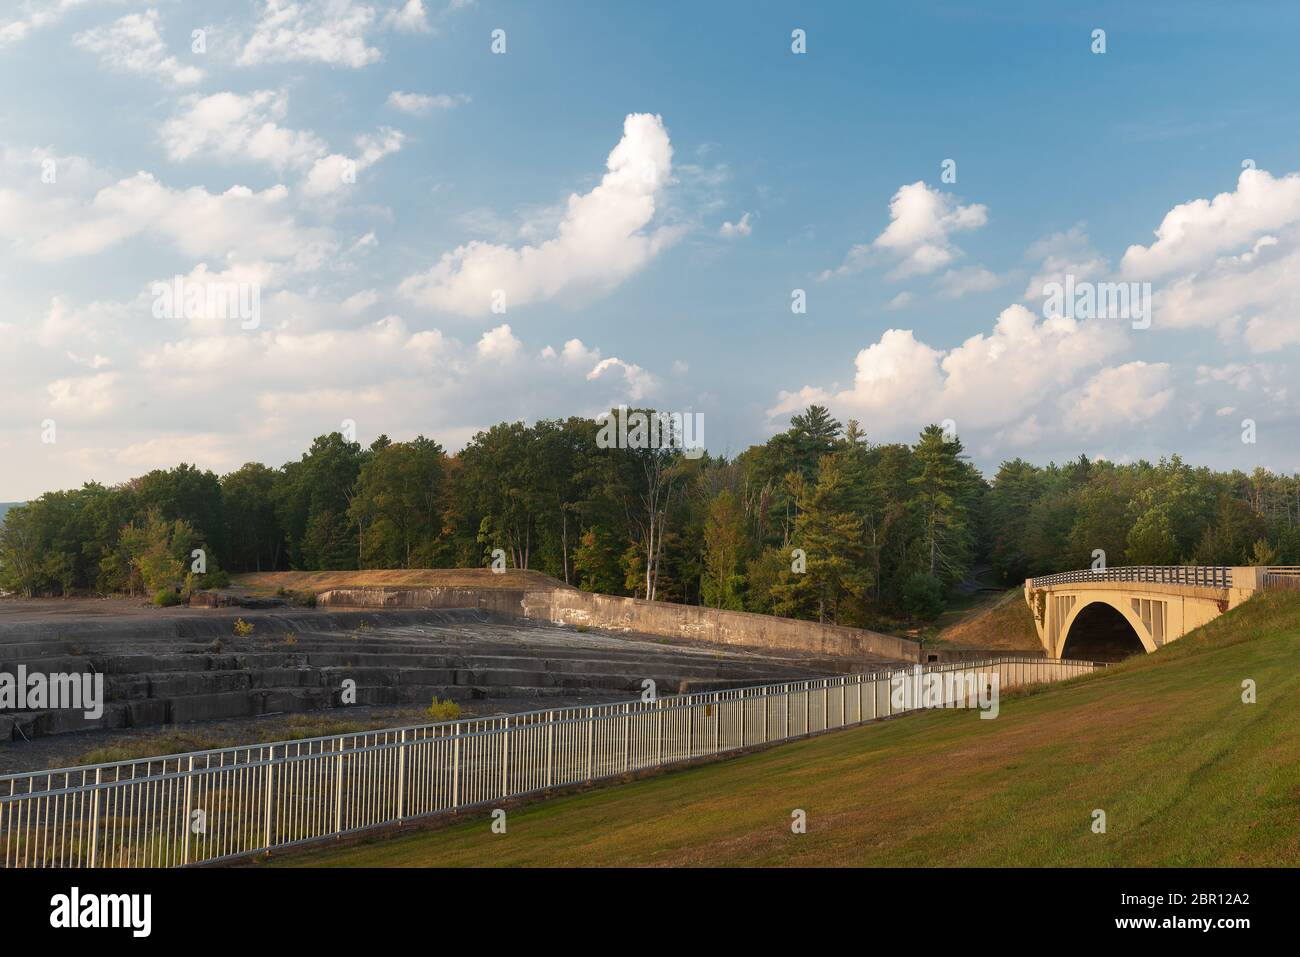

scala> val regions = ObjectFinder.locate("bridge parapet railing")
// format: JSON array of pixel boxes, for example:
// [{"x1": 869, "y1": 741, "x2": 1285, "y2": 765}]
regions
[
  {"x1": 1262, "y1": 566, "x2": 1300, "y2": 590},
  {"x1": 0, "y1": 656, "x2": 1102, "y2": 869},
  {"x1": 1028, "y1": 565, "x2": 1232, "y2": 589}
]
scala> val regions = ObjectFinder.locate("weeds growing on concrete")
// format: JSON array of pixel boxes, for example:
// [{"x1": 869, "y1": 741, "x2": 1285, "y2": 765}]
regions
[{"x1": 425, "y1": 697, "x2": 461, "y2": 722}]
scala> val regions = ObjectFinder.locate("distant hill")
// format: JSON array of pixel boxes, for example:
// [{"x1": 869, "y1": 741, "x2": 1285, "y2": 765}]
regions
[{"x1": 0, "y1": 502, "x2": 21, "y2": 524}]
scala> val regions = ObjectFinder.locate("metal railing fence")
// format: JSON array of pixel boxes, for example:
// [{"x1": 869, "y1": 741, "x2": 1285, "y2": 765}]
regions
[
  {"x1": 1, "y1": 656, "x2": 1099, "y2": 868},
  {"x1": 1028, "y1": 565, "x2": 1232, "y2": 589},
  {"x1": 1262, "y1": 566, "x2": 1300, "y2": 591}
]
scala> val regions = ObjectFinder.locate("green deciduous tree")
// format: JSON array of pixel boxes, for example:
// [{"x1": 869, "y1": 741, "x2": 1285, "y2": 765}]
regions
[
  {"x1": 349, "y1": 437, "x2": 446, "y2": 568},
  {"x1": 701, "y1": 489, "x2": 746, "y2": 609},
  {"x1": 222, "y1": 463, "x2": 282, "y2": 572}
]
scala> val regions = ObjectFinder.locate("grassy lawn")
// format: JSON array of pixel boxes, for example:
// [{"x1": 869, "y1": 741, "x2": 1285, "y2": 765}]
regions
[
  {"x1": 262, "y1": 592, "x2": 1300, "y2": 868},
  {"x1": 230, "y1": 568, "x2": 567, "y2": 595}
]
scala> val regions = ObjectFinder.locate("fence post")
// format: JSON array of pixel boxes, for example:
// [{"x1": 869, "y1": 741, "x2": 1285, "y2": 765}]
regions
[
  {"x1": 714, "y1": 693, "x2": 721, "y2": 752},
  {"x1": 545, "y1": 712, "x2": 554, "y2": 788},
  {"x1": 182, "y1": 755, "x2": 193, "y2": 865},
  {"x1": 451, "y1": 726, "x2": 461, "y2": 809},
  {"x1": 262, "y1": 746, "x2": 275, "y2": 851},
  {"x1": 624, "y1": 702, "x2": 631, "y2": 771},
  {"x1": 89, "y1": 767, "x2": 101, "y2": 868},
  {"x1": 687, "y1": 698, "x2": 694, "y2": 756},
  {"x1": 500, "y1": 718, "x2": 509, "y2": 799},
  {"x1": 397, "y1": 729, "x2": 407, "y2": 820},
  {"x1": 739, "y1": 691, "x2": 746, "y2": 747},
  {"x1": 656, "y1": 700, "x2": 664, "y2": 764},
  {"x1": 586, "y1": 707, "x2": 595, "y2": 780},
  {"x1": 334, "y1": 738, "x2": 344, "y2": 833}
]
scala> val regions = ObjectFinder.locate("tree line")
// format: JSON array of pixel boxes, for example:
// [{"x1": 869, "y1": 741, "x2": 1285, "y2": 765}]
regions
[{"x1": 3, "y1": 406, "x2": 1297, "y2": 626}]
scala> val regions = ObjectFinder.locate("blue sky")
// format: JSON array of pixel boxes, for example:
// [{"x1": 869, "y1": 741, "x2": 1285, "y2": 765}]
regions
[{"x1": 4, "y1": 0, "x2": 1300, "y2": 500}]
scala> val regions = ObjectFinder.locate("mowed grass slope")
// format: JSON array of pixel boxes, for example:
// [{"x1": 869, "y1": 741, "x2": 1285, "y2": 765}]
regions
[
  {"x1": 268, "y1": 593, "x2": 1300, "y2": 867},
  {"x1": 929, "y1": 588, "x2": 1043, "y2": 652}
]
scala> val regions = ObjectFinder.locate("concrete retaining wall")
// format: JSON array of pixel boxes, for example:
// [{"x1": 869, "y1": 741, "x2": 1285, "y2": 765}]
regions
[{"x1": 520, "y1": 589, "x2": 919, "y2": 663}]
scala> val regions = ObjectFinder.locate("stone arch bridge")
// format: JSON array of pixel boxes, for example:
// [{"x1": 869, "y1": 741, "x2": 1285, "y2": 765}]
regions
[{"x1": 1024, "y1": 565, "x2": 1297, "y2": 660}]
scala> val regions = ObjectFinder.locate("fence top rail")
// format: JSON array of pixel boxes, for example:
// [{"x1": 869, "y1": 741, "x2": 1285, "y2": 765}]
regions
[
  {"x1": 1028, "y1": 565, "x2": 1233, "y2": 589},
  {"x1": 0, "y1": 656, "x2": 1102, "y2": 786}
]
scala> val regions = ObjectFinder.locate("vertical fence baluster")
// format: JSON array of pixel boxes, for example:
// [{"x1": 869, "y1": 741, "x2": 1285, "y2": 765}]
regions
[
  {"x1": 499, "y1": 720, "x2": 508, "y2": 800},
  {"x1": 545, "y1": 712, "x2": 554, "y2": 788},
  {"x1": 262, "y1": 747, "x2": 274, "y2": 851},
  {"x1": 397, "y1": 730, "x2": 407, "y2": 821},
  {"x1": 338, "y1": 738, "x2": 348, "y2": 832},
  {"x1": 181, "y1": 756, "x2": 193, "y2": 865},
  {"x1": 623, "y1": 703, "x2": 631, "y2": 772},
  {"x1": 88, "y1": 767, "x2": 100, "y2": 868},
  {"x1": 586, "y1": 707, "x2": 595, "y2": 781}
]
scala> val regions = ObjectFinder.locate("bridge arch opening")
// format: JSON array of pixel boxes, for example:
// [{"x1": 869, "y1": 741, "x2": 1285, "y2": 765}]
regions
[{"x1": 1060, "y1": 601, "x2": 1146, "y2": 661}]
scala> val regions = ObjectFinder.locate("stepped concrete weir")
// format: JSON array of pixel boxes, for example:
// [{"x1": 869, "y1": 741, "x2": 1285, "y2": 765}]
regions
[{"x1": 1, "y1": 572, "x2": 920, "y2": 745}]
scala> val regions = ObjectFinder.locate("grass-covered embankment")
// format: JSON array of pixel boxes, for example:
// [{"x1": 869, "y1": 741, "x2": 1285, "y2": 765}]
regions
[
  {"x1": 231, "y1": 568, "x2": 570, "y2": 595},
  {"x1": 263, "y1": 591, "x2": 1300, "y2": 867},
  {"x1": 925, "y1": 587, "x2": 1043, "y2": 652}
]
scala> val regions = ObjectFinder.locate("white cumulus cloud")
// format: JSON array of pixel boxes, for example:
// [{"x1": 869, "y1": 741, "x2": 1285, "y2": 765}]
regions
[
  {"x1": 1121, "y1": 168, "x2": 1300, "y2": 279},
  {"x1": 74, "y1": 9, "x2": 204, "y2": 86},
  {"x1": 13, "y1": 171, "x2": 334, "y2": 270},
  {"x1": 719, "y1": 212, "x2": 752, "y2": 238},
  {"x1": 161, "y1": 91, "x2": 327, "y2": 168},
  {"x1": 768, "y1": 304, "x2": 1124, "y2": 441},
  {"x1": 383, "y1": 0, "x2": 430, "y2": 32},
  {"x1": 240, "y1": 0, "x2": 383, "y2": 68},
  {"x1": 1062, "y1": 362, "x2": 1174, "y2": 435},
  {"x1": 935, "y1": 265, "x2": 1001, "y2": 300},
  {"x1": 824, "y1": 181, "x2": 987, "y2": 280},
  {"x1": 303, "y1": 127, "x2": 405, "y2": 196},
  {"x1": 386, "y1": 90, "x2": 469, "y2": 115},
  {"x1": 399, "y1": 112, "x2": 682, "y2": 316},
  {"x1": 161, "y1": 91, "x2": 404, "y2": 196}
]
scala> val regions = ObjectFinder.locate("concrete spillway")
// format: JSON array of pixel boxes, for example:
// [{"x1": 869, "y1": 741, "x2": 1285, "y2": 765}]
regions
[{"x1": 0, "y1": 604, "x2": 911, "y2": 743}]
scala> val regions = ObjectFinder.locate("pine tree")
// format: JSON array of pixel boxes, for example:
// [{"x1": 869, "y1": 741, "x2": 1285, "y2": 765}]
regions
[
  {"x1": 907, "y1": 425, "x2": 972, "y2": 587},
  {"x1": 772, "y1": 454, "x2": 871, "y2": 623}
]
